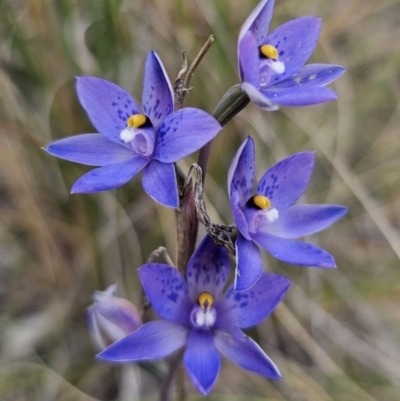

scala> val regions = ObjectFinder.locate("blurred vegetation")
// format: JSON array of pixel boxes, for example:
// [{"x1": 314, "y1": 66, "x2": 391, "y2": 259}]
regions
[{"x1": 1, "y1": 0, "x2": 400, "y2": 400}]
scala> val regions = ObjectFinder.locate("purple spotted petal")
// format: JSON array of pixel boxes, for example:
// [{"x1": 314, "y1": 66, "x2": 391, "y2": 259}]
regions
[
  {"x1": 230, "y1": 192, "x2": 251, "y2": 240},
  {"x1": 264, "y1": 204, "x2": 347, "y2": 239},
  {"x1": 239, "y1": 0, "x2": 275, "y2": 44},
  {"x1": 217, "y1": 272, "x2": 291, "y2": 328},
  {"x1": 252, "y1": 231, "x2": 336, "y2": 268},
  {"x1": 228, "y1": 137, "x2": 255, "y2": 206},
  {"x1": 270, "y1": 64, "x2": 346, "y2": 90},
  {"x1": 139, "y1": 263, "x2": 192, "y2": 325},
  {"x1": 241, "y1": 82, "x2": 278, "y2": 111},
  {"x1": 186, "y1": 235, "x2": 230, "y2": 302},
  {"x1": 238, "y1": 32, "x2": 260, "y2": 86},
  {"x1": 153, "y1": 108, "x2": 221, "y2": 163},
  {"x1": 142, "y1": 51, "x2": 174, "y2": 131},
  {"x1": 262, "y1": 87, "x2": 337, "y2": 107},
  {"x1": 76, "y1": 77, "x2": 140, "y2": 146},
  {"x1": 71, "y1": 156, "x2": 149, "y2": 194},
  {"x1": 184, "y1": 329, "x2": 221, "y2": 396},
  {"x1": 44, "y1": 134, "x2": 134, "y2": 166},
  {"x1": 266, "y1": 17, "x2": 322, "y2": 85},
  {"x1": 214, "y1": 327, "x2": 281, "y2": 379},
  {"x1": 97, "y1": 320, "x2": 189, "y2": 362},
  {"x1": 142, "y1": 160, "x2": 178, "y2": 208},
  {"x1": 234, "y1": 234, "x2": 263, "y2": 291},
  {"x1": 256, "y1": 151, "x2": 315, "y2": 212}
]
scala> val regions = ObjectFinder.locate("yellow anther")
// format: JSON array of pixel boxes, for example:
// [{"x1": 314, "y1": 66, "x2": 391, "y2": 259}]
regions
[
  {"x1": 198, "y1": 292, "x2": 214, "y2": 310},
  {"x1": 127, "y1": 114, "x2": 147, "y2": 128},
  {"x1": 260, "y1": 44, "x2": 278, "y2": 59},
  {"x1": 253, "y1": 195, "x2": 271, "y2": 210}
]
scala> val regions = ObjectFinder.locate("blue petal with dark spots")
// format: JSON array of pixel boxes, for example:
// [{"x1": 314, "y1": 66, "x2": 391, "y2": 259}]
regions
[
  {"x1": 217, "y1": 272, "x2": 291, "y2": 328},
  {"x1": 256, "y1": 151, "x2": 315, "y2": 212},
  {"x1": 139, "y1": 263, "x2": 192, "y2": 325},
  {"x1": 186, "y1": 235, "x2": 230, "y2": 301},
  {"x1": 227, "y1": 136, "x2": 255, "y2": 208},
  {"x1": 76, "y1": 77, "x2": 140, "y2": 146},
  {"x1": 153, "y1": 108, "x2": 221, "y2": 163}
]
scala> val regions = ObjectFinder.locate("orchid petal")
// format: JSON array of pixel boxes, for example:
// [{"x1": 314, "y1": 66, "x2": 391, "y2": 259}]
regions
[
  {"x1": 270, "y1": 64, "x2": 346, "y2": 90},
  {"x1": 97, "y1": 320, "x2": 188, "y2": 362},
  {"x1": 238, "y1": 32, "x2": 260, "y2": 86},
  {"x1": 44, "y1": 134, "x2": 134, "y2": 166},
  {"x1": 265, "y1": 204, "x2": 347, "y2": 238},
  {"x1": 227, "y1": 137, "x2": 255, "y2": 206},
  {"x1": 241, "y1": 82, "x2": 278, "y2": 111},
  {"x1": 256, "y1": 151, "x2": 315, "y2": 212},
  {"x1": 92, "y1": 313, "x2": 127, "y2": 346},
  {"x1": 87, "y1": 306, "x2": 109, "y2": 349},
  {"x1": 234, "y1": 234, "x2": 263, "y2": 291},
  {"x1": 214, "y1": 327, "x2": 281, "y2": 379},
  {"x1": 186, "y1": 235, "x2": 230, "y2": 302},
  {"x1": 231, "y1": 192, "x2": 251, "y2": 240},
  {"x1": 239, "y1": 0, "x2": 275, "y2": 44},
  {"x1": 262, "y1": 87, "x2": 338, "y2": 106},
  {"x1": 139, "y1": 263, "x2": 192, "y2": 325},
  {"x1": 218, "y1": 272, "x2": 291, "y2": 328},
  {"x1": 92, "y1": 295, "x2": 142, "y2": 337},
  {"x1": 71, "y1": 156, "x2": 149, "y2": 193},
  {"x1": 252, "y1": 232, "x2": 336, "y2": 268},
  {"x1": 142, "y1": 51, "x2": 174, "y2": 131},
  {"x1": 184, "y1": 329, "x2": 220, "y2": 396},
  {"x1": 154, "y1": 108, "x2": 221, "y2": 163},
  {"x1": 76, "y1": 77, "x2": 140, "y2": 146},
  {"x1": 265, "y1": 17, "x2": 322, "y2": 85},
  {"x1": 142, "y1": 160, "x2": 179, "y2": 208}
]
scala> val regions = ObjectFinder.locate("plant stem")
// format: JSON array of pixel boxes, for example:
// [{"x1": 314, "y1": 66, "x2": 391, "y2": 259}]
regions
[
  {"x1": 197, "y1": 84, "x2": 250, "y2": 185},
  {"x1": 159, "y1": 350, "x2": 185, "y2": 401},
  {"x1": 173, "y1": 35, "x2": 215, "y2": 274}
]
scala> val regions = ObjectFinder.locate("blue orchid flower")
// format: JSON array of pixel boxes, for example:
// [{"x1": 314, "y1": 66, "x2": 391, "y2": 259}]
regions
[
  {"x1": 229, "y1": 137, "x2": 347, "y2": 291},
  {"x1": 238, "y1": 0, "x2": 345, "y2": 110},
  {"x1": 44, "y1": 51, "x2": 221, "y2": 208},
  {"x1": 98, "y1": 235, "x2": 291, "y2": 395}
]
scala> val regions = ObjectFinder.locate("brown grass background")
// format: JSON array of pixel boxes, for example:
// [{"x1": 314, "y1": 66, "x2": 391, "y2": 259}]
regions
[{"x1": 1, "y1": 0, "x2": 400, "y2": 400}]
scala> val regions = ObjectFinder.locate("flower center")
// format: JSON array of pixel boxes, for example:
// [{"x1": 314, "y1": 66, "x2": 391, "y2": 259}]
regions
[
  {"x1": 260, "y1": 44, "x2": 278, "y2": 59},
  {"x1": 119, "y1": 114, "x2": 155, "y2": 157},
  {"x1": 198, "y1": 292, "x2": 214, "y2": 310},
  {"x1": 127, "y1": 114, "x2": 147, "y2": 128},
  {"x1": 253, "y1": 195, "x2": 271, "y2": 209},
  {"x1": 246, "y1": 195, "x2": 279, "y2": 232},
  {"x1": 259, "y1": 44, "x2": 285, "y2": 87},
  {"x1": 190, "y1": 292, "x2": 217, "y2": 328}
]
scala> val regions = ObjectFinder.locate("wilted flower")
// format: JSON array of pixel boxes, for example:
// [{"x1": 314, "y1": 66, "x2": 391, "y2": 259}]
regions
[
  {"x1": 229, "y1": 137, "x2": 347, "y2": 290},
  {"x1": 238, "y1": 0, "x2": 345, "y2": 110},
  {"x1": 98, "y1": 236, "x2": 291, "y2": 395},
  {"x1": 87, "y1": 284, "x2": 142, "y2": 350},
  {"x1": 45, "y1": 51, "x2": 221, "y2": 208}
]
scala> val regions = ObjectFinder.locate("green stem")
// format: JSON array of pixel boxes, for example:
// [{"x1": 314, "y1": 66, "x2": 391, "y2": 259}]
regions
[{"x1": 197, "y1": 84, "x2": 250, "y2": 184}]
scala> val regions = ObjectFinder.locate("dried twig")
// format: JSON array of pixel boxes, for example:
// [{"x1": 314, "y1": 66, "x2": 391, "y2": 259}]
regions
[
  {"x1": 174, "y1": 35, "x2": 214, "y2": 110},
  {"x1": 186, "y1": 164, "x2": 236, "y2": 255},
  {"x1": 173, "y1": 51, "x2": 188, "y2": 110},
  {"x1": 173, "y1": 36, "x2": 215, "y2": 276}
]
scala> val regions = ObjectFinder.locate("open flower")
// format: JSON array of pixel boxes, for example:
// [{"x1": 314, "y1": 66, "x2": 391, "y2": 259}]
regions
[
  {"x1": 229, "y1": 137, "x2": 347, "y2": 290},
  {"x1": 44, "y1": 51, "x2": 221, "y2": 208},
  {"x1": 87, "y1": 284, "x2": 142, "y2": 350},
  {"x1": 98, "y1": 236, "x2": 291, "y2": 395},
  {"x1": 238, "y1": 0, "x2": 345, "y2": 110}
]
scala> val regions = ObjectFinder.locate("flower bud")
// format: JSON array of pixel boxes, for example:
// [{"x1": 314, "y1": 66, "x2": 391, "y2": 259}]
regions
[
  {"x1": 87, "y1": 284, "x2": 142, "y2": 350},
  {"x1": 213, "y1": 84, "x2": 250, "y2": 127}
]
